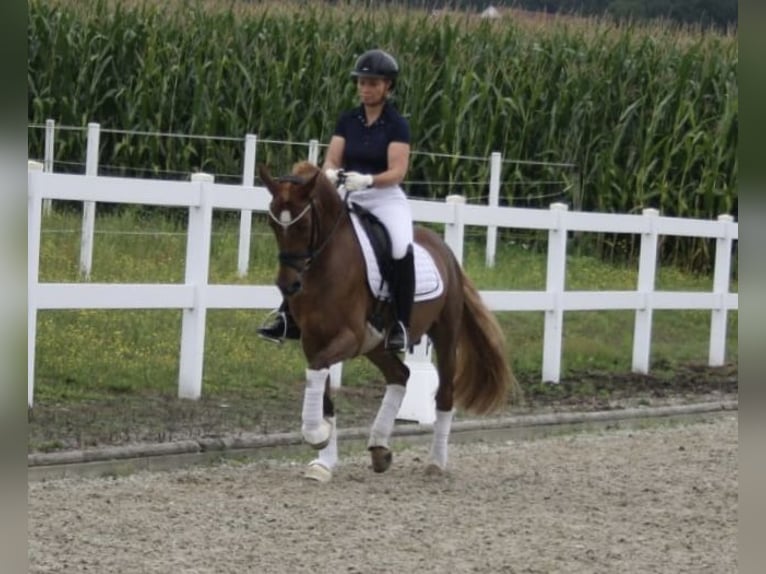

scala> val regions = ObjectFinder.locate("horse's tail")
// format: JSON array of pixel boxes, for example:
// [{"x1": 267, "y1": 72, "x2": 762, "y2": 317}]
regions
[{"x1": 453, "y1": 270, "x2": 521, "y2": 415}]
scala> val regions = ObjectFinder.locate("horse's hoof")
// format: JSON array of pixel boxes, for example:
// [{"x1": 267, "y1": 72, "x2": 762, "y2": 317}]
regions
[
  {"x1": 303, "y1": 461, "x2": 332, "y2": 483},
  {"x1": 369, "y1": 446, "x2": 392, "y2": 473},
  {"x1": 302, "y1": 419, "x2": 332, "y2": 450}
]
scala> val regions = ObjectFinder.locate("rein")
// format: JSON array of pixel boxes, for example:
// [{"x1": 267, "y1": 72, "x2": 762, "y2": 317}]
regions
[{"x1": 269, "y1": 175, "x2": 348, "y2": 296}]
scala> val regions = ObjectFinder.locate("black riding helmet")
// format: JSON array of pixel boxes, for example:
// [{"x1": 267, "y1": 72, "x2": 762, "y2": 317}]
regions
[{"x1": 350, "y1": 49, "x2": 399, "y2": 89}]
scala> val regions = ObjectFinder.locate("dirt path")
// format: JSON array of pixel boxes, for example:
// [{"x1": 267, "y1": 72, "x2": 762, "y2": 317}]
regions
[{"x1": 28, "y1": 414, "x2": 737, "y2": 574}]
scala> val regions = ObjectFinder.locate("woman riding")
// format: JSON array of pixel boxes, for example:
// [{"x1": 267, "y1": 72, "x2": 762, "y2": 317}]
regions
[{"x1": 258, "y1": 48, "x2": 415, "y2": 353}]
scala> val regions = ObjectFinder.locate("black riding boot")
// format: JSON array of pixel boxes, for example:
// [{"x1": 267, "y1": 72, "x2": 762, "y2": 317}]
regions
[
  {"x1": 385, "y1": 245, "x2": 415, "y2": 352},
  {"x1": 257, "y1": 300, "x2": 301, "y2": 342}
]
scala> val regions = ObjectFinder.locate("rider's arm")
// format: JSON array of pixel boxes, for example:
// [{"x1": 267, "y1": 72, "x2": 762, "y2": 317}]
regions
[
  {"x1": 322, "y1": 136, "x2": 345, "y2": 171},
  {"x1": 371, "y1": 142, "x2": 410, "y2": 188}
]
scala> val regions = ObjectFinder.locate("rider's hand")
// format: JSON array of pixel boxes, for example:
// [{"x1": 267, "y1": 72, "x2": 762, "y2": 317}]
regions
[
  {"x1": 344, "y1": 172, "x2": 374, "y2": 191},
  {"x1": 324, "y1": 168, "x2": 340, "y2": 186}
]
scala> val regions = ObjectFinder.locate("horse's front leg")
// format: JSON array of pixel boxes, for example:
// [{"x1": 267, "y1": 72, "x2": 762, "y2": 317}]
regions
[
  {"x1": 304, "y1": 393, "x2": 337, "y2": 483},
  {"x1": 301, "y1": 328, "x2": 359, "y2": 450},
  {"x1": 301, "y1": 368, "x2": 334, "y2": 449}
]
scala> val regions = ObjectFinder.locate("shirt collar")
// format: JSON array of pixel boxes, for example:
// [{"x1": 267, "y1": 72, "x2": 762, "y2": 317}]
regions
[{"x1": 356, "y1": 101, "x2": 391, "y2": 126}]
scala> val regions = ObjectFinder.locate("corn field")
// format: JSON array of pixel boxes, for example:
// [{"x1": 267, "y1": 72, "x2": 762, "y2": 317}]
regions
[{"x1": 27, "y1": 0, "x2": 737, "y2": 270}]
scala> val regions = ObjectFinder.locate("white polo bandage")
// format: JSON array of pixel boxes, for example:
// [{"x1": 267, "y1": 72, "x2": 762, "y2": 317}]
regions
[
  {"x1": 312, "y1": 416, "x2": 338, "y2": 470},
  {"x1": 428, "y1": 409, "x2": 455, "y2": 469},
  {"x1": 302, "y1": 368, "x2": 329, "y2": 430},
  {"x1": 368, "y1": 384, "x2": 406, "y2": 448}
]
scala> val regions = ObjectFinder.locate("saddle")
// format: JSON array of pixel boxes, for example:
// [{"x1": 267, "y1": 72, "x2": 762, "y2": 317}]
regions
[
  {"x1": 348, "y1": 203, "x2": 394, "y2": 293},
  {"x1": 347, "y1": 203, "x2": 443, "y2": 303}
]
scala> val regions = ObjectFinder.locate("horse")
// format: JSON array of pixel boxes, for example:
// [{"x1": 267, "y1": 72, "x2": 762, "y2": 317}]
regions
[{"x1": 258, "y1": 161, "x2": 520, "y2": 482}]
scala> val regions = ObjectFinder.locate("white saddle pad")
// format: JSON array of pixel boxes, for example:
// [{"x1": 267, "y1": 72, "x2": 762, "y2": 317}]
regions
[{"x1": 350, "y1": 211, "x2": 444, "y2": 302}]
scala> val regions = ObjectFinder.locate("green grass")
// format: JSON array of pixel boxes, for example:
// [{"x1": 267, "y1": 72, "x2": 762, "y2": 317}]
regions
[{"x1": 33, "y1": 209, "x2": 738, "y2": 404}]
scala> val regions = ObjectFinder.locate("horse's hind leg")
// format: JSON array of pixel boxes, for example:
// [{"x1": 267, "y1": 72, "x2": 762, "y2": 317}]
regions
[
  {"x1": 426, "y1": 326, "x2": 458, "y2": 473},
  {"x1": 365, "y1": 348, "x2": 411, "y2": 473}
]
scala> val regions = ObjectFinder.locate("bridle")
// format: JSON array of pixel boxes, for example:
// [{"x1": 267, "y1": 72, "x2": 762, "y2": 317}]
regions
[{"x1": 268, "y1": 173, "x2": 348, "y2": 297}]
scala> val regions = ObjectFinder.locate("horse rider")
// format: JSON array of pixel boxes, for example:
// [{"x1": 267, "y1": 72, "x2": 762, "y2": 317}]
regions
[{"x1": 258, "y1": 48, "x2": 415, "y2": 352}]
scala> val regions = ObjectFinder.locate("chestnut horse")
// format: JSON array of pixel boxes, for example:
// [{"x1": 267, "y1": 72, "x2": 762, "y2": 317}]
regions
[{"x1": 258, "y1": 161, "x2": 519, "y2": 481}]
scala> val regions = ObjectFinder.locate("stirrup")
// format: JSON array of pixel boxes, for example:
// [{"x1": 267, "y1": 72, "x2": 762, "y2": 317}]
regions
[
  {"x1": 385, "y1": 321, "x2": 410, "y2": 352},
  {"x1": 257, "y1": 308, "x2": 289, "y2": 344}
]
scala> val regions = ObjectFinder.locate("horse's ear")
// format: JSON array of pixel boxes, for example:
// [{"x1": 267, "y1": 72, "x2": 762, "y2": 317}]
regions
[
  {"x1": 295, "y1": 169, "x2": 320, "y2": 201},
  {"x1": 258, "y1": 164, "x2": 276, "y2": 196}
]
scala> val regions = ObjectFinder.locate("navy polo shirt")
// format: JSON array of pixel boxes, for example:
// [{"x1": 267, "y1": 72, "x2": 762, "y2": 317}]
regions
[{"x1": 333, "y1": 102, "x2": 410, "y2": 175}]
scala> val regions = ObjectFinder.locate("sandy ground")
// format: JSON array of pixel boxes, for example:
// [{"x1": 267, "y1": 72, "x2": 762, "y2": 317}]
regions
[{"x1": 28, "y1": 414, "x2": 737, "y2": 574}]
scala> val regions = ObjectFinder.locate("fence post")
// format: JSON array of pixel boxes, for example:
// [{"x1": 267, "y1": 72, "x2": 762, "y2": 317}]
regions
[
  {"x1": 709, "y1": 214, "x2": 734, "y2": 366},
  {"x1": 308, "y1": 139, "x2": 320, "y2": 165},
  {"x1": 486, "y1": 151, "x2": 501, "y2": 267},
  {"x1": 79, "y1": 122, "x2": 100, "y2": 279},
  {"x1": 238, "y1": 134, "x2": 257, "y2": 277},
  {"x1": 542, "y1": 202, "x2": 569, "y2": 383},
  {"x1": 632, "y1": 208, "x2": 659, "y2": 374},
  {"x1": 28, "y1": 161, "x2": 44, "y2": 407},
  {"x1": 178, "y1": 173, "x2": 215, "y2": 399},
  {"x1": 43, "y1": 119, "x2": 55, "y2": 216},
  {"x1": 444, "y1": 195, "x2": 465, "y2": 264}
]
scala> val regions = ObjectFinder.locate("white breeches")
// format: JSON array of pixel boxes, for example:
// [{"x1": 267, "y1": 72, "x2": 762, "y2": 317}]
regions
[{"x1": 347, "y1": 185, "x2": 413, "y2": 259}]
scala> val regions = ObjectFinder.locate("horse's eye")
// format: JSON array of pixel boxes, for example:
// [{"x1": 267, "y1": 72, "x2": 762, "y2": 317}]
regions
[{"x1": 279, "y1": 210, "x2": 291, "y2": 225}]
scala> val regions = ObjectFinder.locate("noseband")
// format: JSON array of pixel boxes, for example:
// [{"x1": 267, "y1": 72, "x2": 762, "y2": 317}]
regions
[{"x1": 268, "y1": 174, "x2": 345, "y2": 296}]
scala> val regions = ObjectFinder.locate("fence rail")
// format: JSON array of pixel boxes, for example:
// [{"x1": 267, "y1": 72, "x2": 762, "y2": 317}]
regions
[{"x1": 28, "y1": 161, "x2": 738, "y2": 412}]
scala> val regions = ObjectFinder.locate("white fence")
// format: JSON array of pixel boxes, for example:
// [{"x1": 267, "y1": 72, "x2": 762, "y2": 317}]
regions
[
  {"x1": 35, "y1": 121, "x2": 578, "y2": 277},
  {"x1": 27, "y1": 161, "x2": 738, "y2": 410}
]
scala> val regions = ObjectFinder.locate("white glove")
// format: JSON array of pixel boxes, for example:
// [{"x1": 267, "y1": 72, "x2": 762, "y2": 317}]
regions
[
  {"x1": 344, "y1": 171, "x2": 374, "y2": 192},
  {"x1": 324, "y1": 168, "x2": 339, "y2": 186}
]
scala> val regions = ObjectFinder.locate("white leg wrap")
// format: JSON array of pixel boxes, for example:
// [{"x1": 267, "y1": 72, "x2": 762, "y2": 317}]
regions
[
  {"x1": 311, "y1": 417, "x2": 338, "y2": 470},
  {"x1": 302, "y1": 368, "x2": 331, "y2": 445},
  {"x1": 368, "y1": 384, "x2": 407, "y2": 449},
  {"x1": 304, "y1": 417, "x2": 337, "y2": 483},
  {"x1": 428, "y1": 409, "x2": 455, "y2": 469}
]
